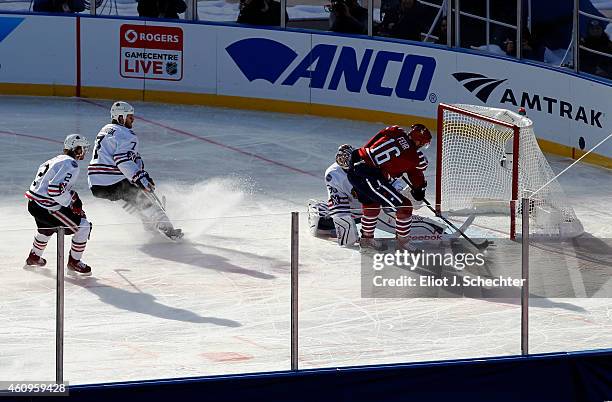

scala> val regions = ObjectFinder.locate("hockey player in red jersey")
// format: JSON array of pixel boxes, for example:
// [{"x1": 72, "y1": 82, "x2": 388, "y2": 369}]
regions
[{"x1": 347, "y1": 124, "x2": 431, "y2": 251}]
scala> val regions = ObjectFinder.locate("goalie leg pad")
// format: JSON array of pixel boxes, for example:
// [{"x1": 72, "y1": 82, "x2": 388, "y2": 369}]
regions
[
  {"x1": 333, "y1": 215, "x2": 359, "y2": 246},
  {"x1": 308, "y1": 200, "x2": 336, "y2": 237}
]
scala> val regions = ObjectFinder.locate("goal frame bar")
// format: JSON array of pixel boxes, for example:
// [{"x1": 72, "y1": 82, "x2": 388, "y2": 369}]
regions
[{"x1": 435, "y1": 103, "x2": 521, "y2": 239}]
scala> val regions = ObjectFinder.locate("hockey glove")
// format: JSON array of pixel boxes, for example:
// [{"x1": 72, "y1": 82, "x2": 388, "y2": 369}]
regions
[
  {"x1": 410, "y1": 186, "x2": 426, "y2": 202},
  {"x1": 134, "y1": 170, "x2": 155, "y2": 192},
  {"x1": 70, "y1": 190, "x2": 85, "y2": 216}
]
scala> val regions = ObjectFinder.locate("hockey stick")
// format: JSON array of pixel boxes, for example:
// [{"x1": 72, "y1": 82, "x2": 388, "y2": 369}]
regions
[
  {"x1": 402, "y1": 181, "x2": 490, "y2": 251},
  {"x1": 143, "y1": 189, "x2": 167, "y2": 213},
  {"x1": 420, "y1": 198, "x2": 491, "y2": 250}
]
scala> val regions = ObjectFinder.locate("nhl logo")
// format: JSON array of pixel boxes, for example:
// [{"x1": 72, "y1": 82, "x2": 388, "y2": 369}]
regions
[{"x1": 166, "y1": 62, "x2": 178, "y2": 75}]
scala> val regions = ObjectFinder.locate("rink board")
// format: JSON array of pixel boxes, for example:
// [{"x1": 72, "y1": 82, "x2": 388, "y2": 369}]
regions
[
  {"x1": 0, "y1": 12, "x2": 610, "y2": 165},
  {"x1": 59, "y1": 350, "x2": 612, "y2": 402}
]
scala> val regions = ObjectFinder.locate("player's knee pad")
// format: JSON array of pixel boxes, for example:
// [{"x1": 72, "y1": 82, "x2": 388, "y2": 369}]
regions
[
  {"x1": 333, "y1": 215, "x2": 359, "y2": 247},
  {"x1": 73, "y1": 218, "x2": 91, "y2": 243}
]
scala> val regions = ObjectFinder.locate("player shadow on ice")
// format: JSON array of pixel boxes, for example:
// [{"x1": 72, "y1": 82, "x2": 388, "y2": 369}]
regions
[
  {"x1": 381, "y1": 233, "x2": 611, "y2": 312},
  {"x1": 439, "y1": 240, "x2": 603, "y2": 311},
  {"x1": 139, "y1": 239, "x2": 278, "y2": 280},
  {"x1": 529, "y1": 232, "x2": 612, "y2": 267},
  {"x1": 31, "y1": 269, "x2": 241, "y2": 327},
  {"x1": 390, "y1": 260, "x2": 589, "y2": 313}
]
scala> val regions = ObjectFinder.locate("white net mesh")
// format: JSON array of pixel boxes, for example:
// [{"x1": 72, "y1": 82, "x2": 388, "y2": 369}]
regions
[{"x1": 438, "y1": 104, "x2": 583, "y2": 238}]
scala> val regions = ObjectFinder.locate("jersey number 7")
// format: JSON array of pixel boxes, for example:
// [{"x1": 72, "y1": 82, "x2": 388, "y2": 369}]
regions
[{"x1": 93, "y1": 134, "x2": 105, "y2": 160}]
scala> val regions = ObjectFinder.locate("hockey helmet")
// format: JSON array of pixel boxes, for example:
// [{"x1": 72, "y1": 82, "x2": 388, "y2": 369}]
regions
[
  {"x1": 64, "y1": 134, "x2": 90, "y2": 159},
  {"x1": 110, "y1": 101, "x2": 134, "y2": 123},
  {"x1": 335, "y1": 144, "x2": 354, "y2": 169},
  {"x1": 407, "y1": 124, "x2": 432, "y2": 149}
]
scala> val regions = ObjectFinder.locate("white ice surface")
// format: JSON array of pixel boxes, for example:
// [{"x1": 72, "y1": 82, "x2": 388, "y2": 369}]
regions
[{"x1": 0, "y1": 96, "x2": 610, "y2": 385}]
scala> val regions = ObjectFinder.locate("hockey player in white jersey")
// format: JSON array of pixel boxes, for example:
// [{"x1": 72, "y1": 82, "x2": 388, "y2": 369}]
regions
[
  {"x1": 88, "y1": 101, "x2": 183, "y2": 240},
  {"x1": 311, "y1": 144, "x2": 363, "y2": 247},
  {"x1": 25, "y1": 134, "x2": 93, "y2": 276}
]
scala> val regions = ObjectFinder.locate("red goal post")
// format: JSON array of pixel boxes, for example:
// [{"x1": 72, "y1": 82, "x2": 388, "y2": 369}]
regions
[
  {"x1": 436, "y1": 102, "x2": 521, "y2": 238},
  {"x1": 435, "y1": 103, "x2": 583, "y2": 240}
]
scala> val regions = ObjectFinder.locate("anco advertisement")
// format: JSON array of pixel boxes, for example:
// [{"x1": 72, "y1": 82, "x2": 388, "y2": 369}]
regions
[
  {"x1": 219, "y1": 32, "x2": 451, "y2": 116},
  {"x1": 225, "y1": 38, "x2": 435, "y2": 101},
  {"x1": 120, "y1": 24, "x2": 183, "y2": 81}
]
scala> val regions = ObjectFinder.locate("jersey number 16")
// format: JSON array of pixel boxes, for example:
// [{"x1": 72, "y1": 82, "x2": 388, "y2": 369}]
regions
[{"x1": 371, "y1": 139, "x2": 402, "y2": 165}]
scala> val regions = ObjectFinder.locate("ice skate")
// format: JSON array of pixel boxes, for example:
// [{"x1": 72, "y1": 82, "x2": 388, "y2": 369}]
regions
[
  {"x1": 67, "y1": 255, "x2": 92, "y2": 277},
  {"x1": 158, "y1": 225, "x2": 184, "y2": 241},
  {"x1": 359, "y1": 236, "x2": 387, "y2": 252},
  {"x1": 396, "y1": 237, "x2": 421, "y2": 254},
  {"x1": 24, "y1": 251, "x2": 46, "y2": 268}
]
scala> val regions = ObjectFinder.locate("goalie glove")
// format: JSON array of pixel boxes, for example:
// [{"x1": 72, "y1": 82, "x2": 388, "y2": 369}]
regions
[
  {"x1": 133, "y1": 170, "x2": 155, "y2": 192},
  {"x1": 70, "y1": 190, "x2": 85, "y2": 216}
]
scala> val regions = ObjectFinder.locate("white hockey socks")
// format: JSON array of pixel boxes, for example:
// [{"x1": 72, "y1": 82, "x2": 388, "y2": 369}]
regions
[
  {"x1": 70, "y1": 218, "x2": 91, "y2": 261},
  {"x1": 70, "y1": 240, "x2": 87, "y2": 261},
  {"x1": 31, "y1": 232, "x2": 52, "y2": 257}
]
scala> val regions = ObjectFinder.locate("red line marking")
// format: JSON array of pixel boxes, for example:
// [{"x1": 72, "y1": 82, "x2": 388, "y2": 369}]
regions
[
  {"x1": 79, "y1": 99, "x2": 319, "y2": 178},
  {"x1": 0, "y1": 130, "x2": 63, "y2": 144},
  {"x1": 200, "y1": 352, "x2": 253, "y2": 362}
]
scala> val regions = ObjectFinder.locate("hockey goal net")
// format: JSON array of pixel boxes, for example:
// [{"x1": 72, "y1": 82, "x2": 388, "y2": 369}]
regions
[{"x1": 435, "y1": 103, "x2": 583, "y2": 239}]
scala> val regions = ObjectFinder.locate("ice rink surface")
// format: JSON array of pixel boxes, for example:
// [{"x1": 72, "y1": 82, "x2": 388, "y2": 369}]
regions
[{"x1": 0, "y1": 96, "x2": 610, "y2": 384}]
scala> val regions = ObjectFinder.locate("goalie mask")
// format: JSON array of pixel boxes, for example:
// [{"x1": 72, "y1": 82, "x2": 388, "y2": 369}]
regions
[{"x1": 335, "y1": 144, "x2": 354, "y2": 169}]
